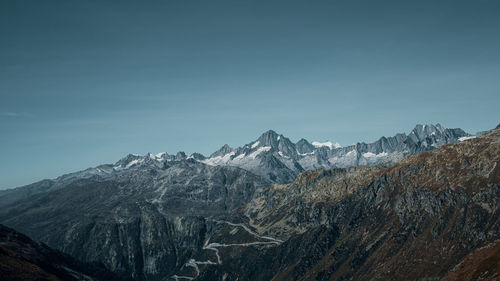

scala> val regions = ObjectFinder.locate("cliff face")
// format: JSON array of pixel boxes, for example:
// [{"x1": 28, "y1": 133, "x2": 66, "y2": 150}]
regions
[{"x1": 191, "y1": 126, "x2": 499, "y2": 280}]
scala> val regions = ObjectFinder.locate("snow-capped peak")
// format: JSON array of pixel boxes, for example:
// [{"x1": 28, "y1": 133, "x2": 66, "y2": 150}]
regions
[
  {"x1": 311, "y1": 141, "x2": 342, "y2": 150},
  {"x1": 145, "y1": 152, "x2": 168, "y2": 161}
]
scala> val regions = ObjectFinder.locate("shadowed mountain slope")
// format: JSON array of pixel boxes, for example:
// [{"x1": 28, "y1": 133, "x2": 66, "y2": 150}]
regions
[{"x1": 0, "y1": 224, "x2": 128, "y2": 281}]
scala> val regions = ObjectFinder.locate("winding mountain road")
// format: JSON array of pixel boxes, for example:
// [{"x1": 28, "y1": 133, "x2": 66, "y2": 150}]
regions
[{"x1": 170, "y1": 219, "x2": 283, "y2": 280}]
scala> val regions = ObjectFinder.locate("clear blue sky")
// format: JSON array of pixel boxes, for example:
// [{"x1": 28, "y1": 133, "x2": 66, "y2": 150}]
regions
[{"x1": 1, "y1": 0, "x2": 499, "y2": 189}]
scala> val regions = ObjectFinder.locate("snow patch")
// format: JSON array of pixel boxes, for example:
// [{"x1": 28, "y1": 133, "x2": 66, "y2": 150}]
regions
[
  {"x1": 362, "y1": 152, "x2": 389, "y2": 158},
  {"x1": 202, "y1": 146, "x2": 271, "y2": 167},
  {"x1": 346, "y1": 150, "x2": 357, "y2": 157},
  {"x1": 248, "y1": 146, "x2": 271, "y2": 159},
  {"x1": 202, "y1": 151, "x2": 236, "y2": 166},
  {"x1": 459, "y1": 136, "x2": 476, "y2": 142},
  {"x1": 234, "y1": 153, "x2": 246, "y2": 160},
  {"x1": 155, "y1": 152, "x2": 166, "y2": 158},
  {"x1": 125, "y1": 159, "x2": 143, "y2": 168},
  {"x1": 251, "y1": 141, "x2": 260, "y2": 149},
  {"x1": 312, "y1": 141, "x2": 342, "y2": 149},
  {"x1": 278, "y1": 151, "x2": 289, "y2": 158}
]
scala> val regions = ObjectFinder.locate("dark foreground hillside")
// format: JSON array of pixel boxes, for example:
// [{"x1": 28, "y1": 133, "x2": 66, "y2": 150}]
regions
[{"x1": 0, "y1": 224, "x2": 129, "y2": 281}]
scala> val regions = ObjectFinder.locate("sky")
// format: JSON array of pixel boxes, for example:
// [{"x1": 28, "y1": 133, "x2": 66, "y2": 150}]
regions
[{"x1": 1, "y1": 0, "x2": 499, "y2": 189}]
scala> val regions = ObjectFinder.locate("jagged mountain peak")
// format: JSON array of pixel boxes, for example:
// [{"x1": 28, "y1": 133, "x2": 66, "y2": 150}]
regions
[
  {"x1": 187, "y1": 152, "x2": 206, "y2": 160},
  {"x1": 115, "y1": 153, "x2": 147, "y2": 168},
  {"x1": 407, "y1": 123, "x2": 471, "y2": 146},
  {"x1": 413, "y1": 123, "x2": 443, "y2": 130},
  {"x1": 113, "y1": 152, "x2": 169, "y2": 170},
  {"x1": 210, "y1": 144, "x2": 233, "y2": 158},
  {"x1": 295, "y1": 138, "x2": 315, "y2": 154},
  {"x1": 409, "y1": 123, "x2": 446, "y2": 140},
  {"x1": 296, "y1": 138, "x2": 309, "y2": 144},
  {"x1": 244, "y1": 130, "x2": 296, "y2": 156},
  {"x1": 175, "y1": 151, "x2": 187, "y2": 160},
  {"x1": 259, "y1": 129, "x2": 279, "y2": 138},
  {"x1": 256, "y1": 129, "x2": 282, "y2": 147}
]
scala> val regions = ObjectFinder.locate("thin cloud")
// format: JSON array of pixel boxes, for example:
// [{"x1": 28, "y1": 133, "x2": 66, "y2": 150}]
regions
[{"x1": 1, "y1": 111, "x2": 33, "y2": 118}]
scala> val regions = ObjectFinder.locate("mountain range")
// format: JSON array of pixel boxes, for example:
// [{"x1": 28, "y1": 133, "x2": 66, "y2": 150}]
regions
[
  {"x1": 0, "y1": 123, "x2": 497, "y2": 281},
  {"x1": 199, "y1": 124, "x2": 470, "y2": 183},
  {"x1": 0, "y1": 123, "x2": 470, "y2": 200}
]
